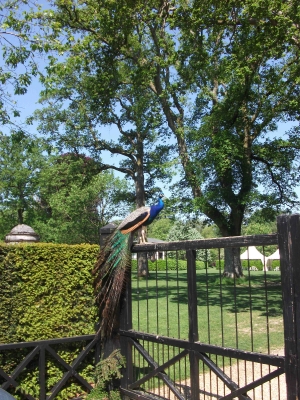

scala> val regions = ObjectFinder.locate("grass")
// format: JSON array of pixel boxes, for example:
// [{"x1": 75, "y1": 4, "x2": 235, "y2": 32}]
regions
[{"x1": 130, "y1": 269, "x2": 284, "y2": 390}]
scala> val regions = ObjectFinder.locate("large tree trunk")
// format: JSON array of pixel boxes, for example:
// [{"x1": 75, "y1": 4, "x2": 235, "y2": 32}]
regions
[
  {"x1": 223, "y1": 247, "x2": 243, "y2": 278},
  {"x1": 18, "y1": 208, "x2": 23, "y2": 224},
  {"x1": 220, "y1": 211, "x2": 245, "y2": 278},
  {"x1": 137, "y1": 251, "x2": 148, "y2": 277},
  {"x1": 135, "y1": 140, "x2": 148, "y2": 278}
]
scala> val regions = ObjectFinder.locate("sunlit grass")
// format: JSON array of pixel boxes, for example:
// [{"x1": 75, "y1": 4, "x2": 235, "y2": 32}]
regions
[{"x1": 130, "y1": 270, "x2": 284, "y2": 389}]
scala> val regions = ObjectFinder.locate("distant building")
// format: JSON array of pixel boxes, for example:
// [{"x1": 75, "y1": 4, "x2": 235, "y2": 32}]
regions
[{"x1": 132, "y1": 237, "x2": 166, "y2": 261}]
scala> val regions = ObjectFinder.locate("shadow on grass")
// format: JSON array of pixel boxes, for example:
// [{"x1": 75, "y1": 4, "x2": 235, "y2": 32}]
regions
[{"x1": 131, "y1": 270, "x2": 283, "y2": 318}]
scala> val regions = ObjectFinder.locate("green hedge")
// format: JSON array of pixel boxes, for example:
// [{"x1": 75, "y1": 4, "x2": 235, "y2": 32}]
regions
[
  {"x1": 0, "y1": 242, "x2": 99, "y2": 399},
  {"x1": 0, "y1": 242, "x2": 99, "y2": 343},
  {"x1": 214, "y1": 259, "x2": 280, "y2": 271},
  {"x1": 131, "y1": 258, "x2": 209, "y2": 271}
]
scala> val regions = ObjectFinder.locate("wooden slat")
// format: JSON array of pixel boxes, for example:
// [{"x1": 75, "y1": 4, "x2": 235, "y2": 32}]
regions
[
  {"x1": 220, "y1": 367, "x2": 284, "y2": 400},
  {"x1": 0, "y1": 334, "x2": 96, "y2": 351},
  {"x1": 119, "y1": 330, "x2": 284, "y2": 367},
  {"x1": 1, "y1": 346, "x2": 40, "y2": 391},
  {"x1": 132, "y1": 234, "x2": 278, "y2": 253},
  {"x1": 129, "y1": 347, "x2": 188, "y2": 389},
  {"x1": 46, "y1": 340, "x2": 95, "y2": 399},
  {"x1": 130, "y1": 339, "x2": 186, "y2": 400},
  {"x1": 39, "y1": 345, "x2": 46, "y2": 400},
  {"x1": 187, "y1": 249, "x2": 200, "y2": 400},
  {"x1": 197, "y1": 352, "x2": 251, "y2": 400}
]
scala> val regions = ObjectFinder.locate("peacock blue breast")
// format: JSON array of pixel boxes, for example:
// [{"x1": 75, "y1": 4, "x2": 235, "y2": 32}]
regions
[{"x1": 146, "y1": 198, "x2": 164, "y2": 225}]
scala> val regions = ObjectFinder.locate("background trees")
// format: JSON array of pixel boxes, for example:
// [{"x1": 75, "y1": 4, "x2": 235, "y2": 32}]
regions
[
  {"x1": 0, "y1": 134, "x2": 47, "y2": 237},
  {"x1": 1, "y1": 1, "x2": 300, "y2": 275},
  {"x1": 29, "y1": 0, "x2": 300, "y2": 275},
  {"x1": 0, "y1": 135, "x2": 130, "y2": 243},
  {"x1": 34, "y1": 153, "x2": 131, "y2": 243}
]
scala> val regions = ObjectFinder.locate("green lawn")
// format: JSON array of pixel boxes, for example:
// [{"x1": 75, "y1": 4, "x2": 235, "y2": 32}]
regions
[{"x1": 130, "y1": 269, "x2": 284, "y2": 389}]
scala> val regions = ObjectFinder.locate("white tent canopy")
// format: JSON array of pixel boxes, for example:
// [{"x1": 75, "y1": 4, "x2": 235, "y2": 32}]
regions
[
  {"x1": 240, "y1": 246, "x2": 264, "y2": 261},
  {"x1": 265, "y1": 249, "x2": 280, "y2": 268},
  {"x1": 240, "y1": 246, "x2": 267, "y2": 271}
]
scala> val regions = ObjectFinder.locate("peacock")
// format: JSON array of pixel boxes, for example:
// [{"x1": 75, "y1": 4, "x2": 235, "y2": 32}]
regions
[{"x1": 93, "y1": 193, "x2": 165, "y2": 340}]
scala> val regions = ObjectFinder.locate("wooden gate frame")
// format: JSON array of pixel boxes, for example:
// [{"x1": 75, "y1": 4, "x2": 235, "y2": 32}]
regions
[
  {"x1": 120, "y1": 214, "x2": 300, "y2": 400},
  {"x1": 0, "y1": 334, "x2": 101, "y2": 400}
]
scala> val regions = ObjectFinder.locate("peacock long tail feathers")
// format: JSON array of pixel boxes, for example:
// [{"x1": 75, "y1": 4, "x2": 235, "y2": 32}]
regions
[{"x1": 92, "y1": 229, "x2": 132, "y2": 340}]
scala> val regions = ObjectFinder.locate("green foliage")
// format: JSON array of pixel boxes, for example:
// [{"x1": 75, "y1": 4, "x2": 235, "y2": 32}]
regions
[
  {"x1": 87, "y1": 349, "x2": 125, "y2": 400},
  {"x1": 147, "y1": 218, "x2": 174, "y2": 241},
  {"x1": 0, "y1": 242, "x2": 99, "y2": 343},
  {"x1": 0, "y1": 138, "x2": 131, "y2": 243},
  {"x1": 132, "y1": 258, "x2": 208, "y2": 271},
  {"x1": 167, "y1": 221, "x2": 211, "y2": 262},
  {"x1": 0, "y1": 134, "x2": 48, "y2": 230},
  {"x1": 214, "y1": 259, "x2": 272, "y2": 272},
  {"x1": 0, "y1": 0, "x2": 42, "y2": 128},
  {"x1": 2, "y1": 0, "x2": 300, "y2": 245},
  {"x1": 0, "y1": 242, "x2": 99, "y2": 399},
  {"x1": 34, "y1": 158, "x2": 131, "y2": 244}
]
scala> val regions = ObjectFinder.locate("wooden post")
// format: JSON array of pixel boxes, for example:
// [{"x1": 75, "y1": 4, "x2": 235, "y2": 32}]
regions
[
  {"x1": 120, "y1": 267, "x2": 133, "y2": 394},
  {"x1": 277, "y1": 214, "x2": 300, "y2": 400},
  {"x1": 39, "y1": 345, "x2": 46, "y2": 400},
  {"x1": 187, "y1": 249, "x2": 200, "y2": 400}
]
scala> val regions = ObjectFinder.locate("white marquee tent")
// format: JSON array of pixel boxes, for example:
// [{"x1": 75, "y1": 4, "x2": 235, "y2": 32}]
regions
[
  {"x1": 265, "y1": 249, "x2": 280, "y2": 269},
  {"x1": 240, "y1": 246, "x2": 267, "y2": 271}
]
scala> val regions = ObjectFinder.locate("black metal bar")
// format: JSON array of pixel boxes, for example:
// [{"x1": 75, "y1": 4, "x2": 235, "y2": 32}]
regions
[
  {"x1": 39, "y1": 345, "x2": 46, "y2": 400},
  {"x1": 220, "y1": 367, "x2": 284, "y2": 400},
  {"x1": 132, "y1": 234, "x2": 278, "y2": 253},
  {"x1": 119, "y1": 330, "x2": 284, "y2": 367},
  {"x1": 277, "y1": 214, "x2": 300, "y2": 400},
  {"x1": 186, "y1": 249, "x2": 200, "y2": 400}
]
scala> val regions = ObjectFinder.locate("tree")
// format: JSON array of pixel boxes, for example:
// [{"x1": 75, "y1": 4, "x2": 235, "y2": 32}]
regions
[
  {"x1": 0, "y1": 136, "x2": 131, "y2": 243},
  {"x1": 24, "y1": 0, "x2": 300, "y2": 276},
  {"x1": 167, "y1": 220, "x2": 210, "y2": 262},
  {"x1": 31, "y1": 3, "x2": 174, "y2": 272},
  {"x1": 147, "y1": 218, "x2": 174, "y2": 241},
  {"x1": 33, "y1": 153, "x2": 131, "y2": 244},
  {"x1": 0, "y1": 0, "x2": 44, "y2": 129},
  {"x1": 0, "y1": 133, "x2": 47, "y2": 238}
]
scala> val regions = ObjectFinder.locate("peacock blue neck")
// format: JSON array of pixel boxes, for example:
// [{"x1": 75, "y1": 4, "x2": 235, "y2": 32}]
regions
[{"x1": 147, "y1": 197, "x2": 164, "y2": 224}]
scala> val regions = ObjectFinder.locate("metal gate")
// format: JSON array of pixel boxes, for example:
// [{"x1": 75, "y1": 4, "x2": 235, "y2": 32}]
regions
[{"x1": 119, "y1": 215, "x2": 300, "y2": 399}]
